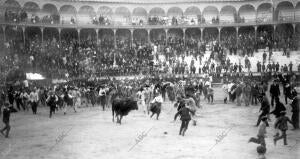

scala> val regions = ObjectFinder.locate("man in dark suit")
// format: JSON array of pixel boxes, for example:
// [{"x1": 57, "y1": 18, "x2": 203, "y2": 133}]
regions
[
  {"x1": 270, "y1": 80, "x2": 280, "y2": 107},
  {"x1": 1, "y1": 103, "x2": 11, "y2": 138},
  {"x1": 256, "y1": 93, "x2": 270, "y2": 127}
]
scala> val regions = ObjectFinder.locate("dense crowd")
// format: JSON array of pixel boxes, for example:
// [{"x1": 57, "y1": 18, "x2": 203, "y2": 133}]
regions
[
  {"x1": 1, "y1": 7, "x2": 299, "y2": 159},
  {"x1": 1, "y1": 26, "x2": 299, "y2": 80},
  {"x1": 0, "y1": 48, "x2": 299, "y2": 159},
  {"x1": 0, "y1": 70, "x2": 298, "y2": 141}
]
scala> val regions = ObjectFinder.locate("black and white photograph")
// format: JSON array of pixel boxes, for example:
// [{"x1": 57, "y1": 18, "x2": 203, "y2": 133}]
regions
[{"x1": 0, "y1": 0, "x2": 299, "y2": 158}]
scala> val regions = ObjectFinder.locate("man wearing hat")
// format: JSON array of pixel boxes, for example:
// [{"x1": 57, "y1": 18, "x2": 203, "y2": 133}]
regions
[
  {"x1": 256, "y1": 93, "x2": 270, "y2": 127},
  {"x1": 174, "y1": 102, "x2": 194, "y2": 136},
  {"x1": 249, "y1": 116, "x2": 268, "y2": 147},
  {"x1": 1, "y1": 103, "x2": 11, "y2": 138},
  {"x1": 269, "y1": 79, "x2": 280, "y2": 107},
  {"x1": 284, "y1": 83, "x2": 292, "y2": 105},
  {"x1": 46, "y1": 91, "x2": 58, "y2": 118}
]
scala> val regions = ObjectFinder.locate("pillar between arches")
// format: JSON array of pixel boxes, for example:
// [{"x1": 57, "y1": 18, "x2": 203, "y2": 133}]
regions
[
  {"x1": 273, "y1": 25, "x2": 276, "y2": 43},
  {"x1": 95, "y1": 29, "x2": 99, "y2": 44},
  {"x1": 130, "y1": 29, "x2": 134, "y2": 47},
  {"x1": 41, "y1": 27, "x2": 44, "y2": 45},
  {"x1": 292, "y1": 24, "x2": 296, "y2": 34},
  {"x1": 22, "y1": 27, "x2": 25, "y2": 46},
  {"x1": 77, "y1": 28, "x2": 81, "y2": 45},
  {"x1": 236, "y1": 27, "x2": 239, "y2": 47},
  {"x1": 200, "y1": 28, "x2": 203, "y2": 41},
  {"x1": 113, "y1": 29, "x2": 116, "y2": 48},
  {"x1": 147, "y1": 29, "x2": 151, "y2": 44},
  {"x1": 165, "y1": 29, "x2": 168, "y2": 44},
  {"x1": 58, "y1": 28, "x2": 61, "y2": 45},
  {"x1": 254, "y1": 26, "x2": 257, "y2": 42},
  {"x1": 218, "y1": 27, "x2": 221, "y2": 42},
  {"x1": 183, "y1": 28, "x2": 186, "y2": 46}
]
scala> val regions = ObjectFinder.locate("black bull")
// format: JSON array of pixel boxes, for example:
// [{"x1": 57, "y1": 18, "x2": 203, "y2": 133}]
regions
[
  {"x1": 112, "y1": 98, "x2": 138, "y2": 124},
  {"x1": 149, "y1": 102, "x2": 161, "y2": 120}
]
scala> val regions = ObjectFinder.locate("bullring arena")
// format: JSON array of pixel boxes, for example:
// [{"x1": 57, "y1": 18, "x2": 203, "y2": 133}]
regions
[{"x1": 0, "y1": 0, "x2": 300, "y2": 159}]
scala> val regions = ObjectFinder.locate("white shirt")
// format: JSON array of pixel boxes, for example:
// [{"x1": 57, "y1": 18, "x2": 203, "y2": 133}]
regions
[
  {"x1": 136, "y1": 91, "x2": 144, "y2": 101},
  {"x1": 228, "y1": 83, "x2": 234, "y2": 92},
  {"x1": 205, "y1": 81, "x2": 211, "y2": 87},
  {"x1": 99, "y1": 89, "x2": 106, "y2": 96},
  {"x1": 29, "y1": 91, "x2": 39, "y2": 102},
  {"x1": 23, "y1": 80, "x2": 29, "y2": 87},
  {"x1": 151, "y1": 95, "x2": 163, "y2": 103}
]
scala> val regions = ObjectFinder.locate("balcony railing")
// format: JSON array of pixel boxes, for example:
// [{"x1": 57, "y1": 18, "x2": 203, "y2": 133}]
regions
[{"x1": 1, "y1": 18, "x2": 299, "y2": 29}]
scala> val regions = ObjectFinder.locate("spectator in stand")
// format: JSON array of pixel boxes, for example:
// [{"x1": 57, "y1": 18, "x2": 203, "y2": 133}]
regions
[
  {"x1": 251, "y1": 81, "x2": 259, "y2": 105},
  {"x1": 257, "y1": 62, "x2": 261, "y2": 72},
  {"x1": 275, "y1": 62, "x2": 280, "y2": 72},
  {"x1": 288, "y1": 62, "x2": 293, "y2": 72},
  {"x1": 262, "y1": 51, "x2": 267, "y2": 64}
]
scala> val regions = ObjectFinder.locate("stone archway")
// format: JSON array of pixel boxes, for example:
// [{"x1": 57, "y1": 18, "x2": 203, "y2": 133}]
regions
[
  {"x1": 202, "y1": 6, "x2": 219, "y2": 24},
  {"x1": 116, "y1": 29, "x2": 131, "y2": 48},
  {"x1": 132, "y1": 7, "x2": 147, "y2": 25},
  {"x1": 238, "y1": 4, "x2": 255, "y2": 23},
  {"x1": 133, "y1": 29, "x2": 148, "y2": 45},
  {"x1": 59, "y1": 5, "x2": 77, "y2": 24},
  {"x1": 78, "y1": 6, "x2": 96, "y2": 24},
  {"x1": 150, "y1": 29, "x2": 166, "y2": 43},
  {"x1": 23, "y1": 1, "x2": 40, "y2": 22},
  {"x1": 42, "y1": 4, "x2": 59, "y2": 24},
  {"x1": 114, "y1": 7, "x2": 131, "y2": 25},
  {"x1": 275, "y1": 1, "x2": 294, "y2": 22},
  {"x1": 220, "y1": 5, "x2": 237, "y2": 23},
  {"x1": 4, "y1": 0, "x2": 22, "y2": 22},
  {"x1": 98, "y1": 29, "x2": 114, "y2": 49},
  {"x1": 184, "y1": 6, "x2": 201, "y2": 25},
  {"x1": 257, "y1": 3, "x2": 272, "y2": 23}
]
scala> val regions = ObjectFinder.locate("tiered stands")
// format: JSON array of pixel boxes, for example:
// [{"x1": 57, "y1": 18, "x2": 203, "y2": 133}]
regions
[{"x1": 227, "y1": 51, "x2": 300, "y2": 72}]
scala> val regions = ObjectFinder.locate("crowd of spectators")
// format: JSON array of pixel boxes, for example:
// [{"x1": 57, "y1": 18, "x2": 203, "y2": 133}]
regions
[
  {"x1": 4, "y1": 10, "x2": 268, "y2": 26},
  {"x1": 92, "y1": 15, "x2": 111, "y2": 25},
  {"x1": 148, "y1": 16, "x2": 167, "y2": 25},
  {"x1": 41, "y1": 14, "x2": 60, "y2": 24},
  {"x1": 5, "y1": 10, "x2": 27, "y2": 23},
  {"x1": 5, "y1": 10, "x2": 60, "y2": 24},
  {"x1": 1, "y1": 25, "x2": 299, "y2": 82}
]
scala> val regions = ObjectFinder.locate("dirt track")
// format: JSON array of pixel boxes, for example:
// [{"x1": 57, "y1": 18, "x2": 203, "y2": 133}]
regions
[{"x1": 0, "y1": 90, "x2": 299, "y2": 159}]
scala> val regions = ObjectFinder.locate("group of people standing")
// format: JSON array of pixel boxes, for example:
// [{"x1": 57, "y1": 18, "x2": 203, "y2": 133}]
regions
[{"x1": 247, "y1": 78, "x2": 299, "y2": 158}]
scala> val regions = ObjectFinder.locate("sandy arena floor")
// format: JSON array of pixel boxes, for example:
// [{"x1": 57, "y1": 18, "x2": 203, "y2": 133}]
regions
[{"x1": 0, "y1": 89, "x2": 299, "y2": 159}]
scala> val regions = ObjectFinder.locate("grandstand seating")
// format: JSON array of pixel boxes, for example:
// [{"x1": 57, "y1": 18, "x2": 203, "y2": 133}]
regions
[
  {"x1": 227, "y1": 51, "x2": 300, "y2": 72},
  {"x1": 1, "y1": 0, "x2": 300, "y2": 79}
]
